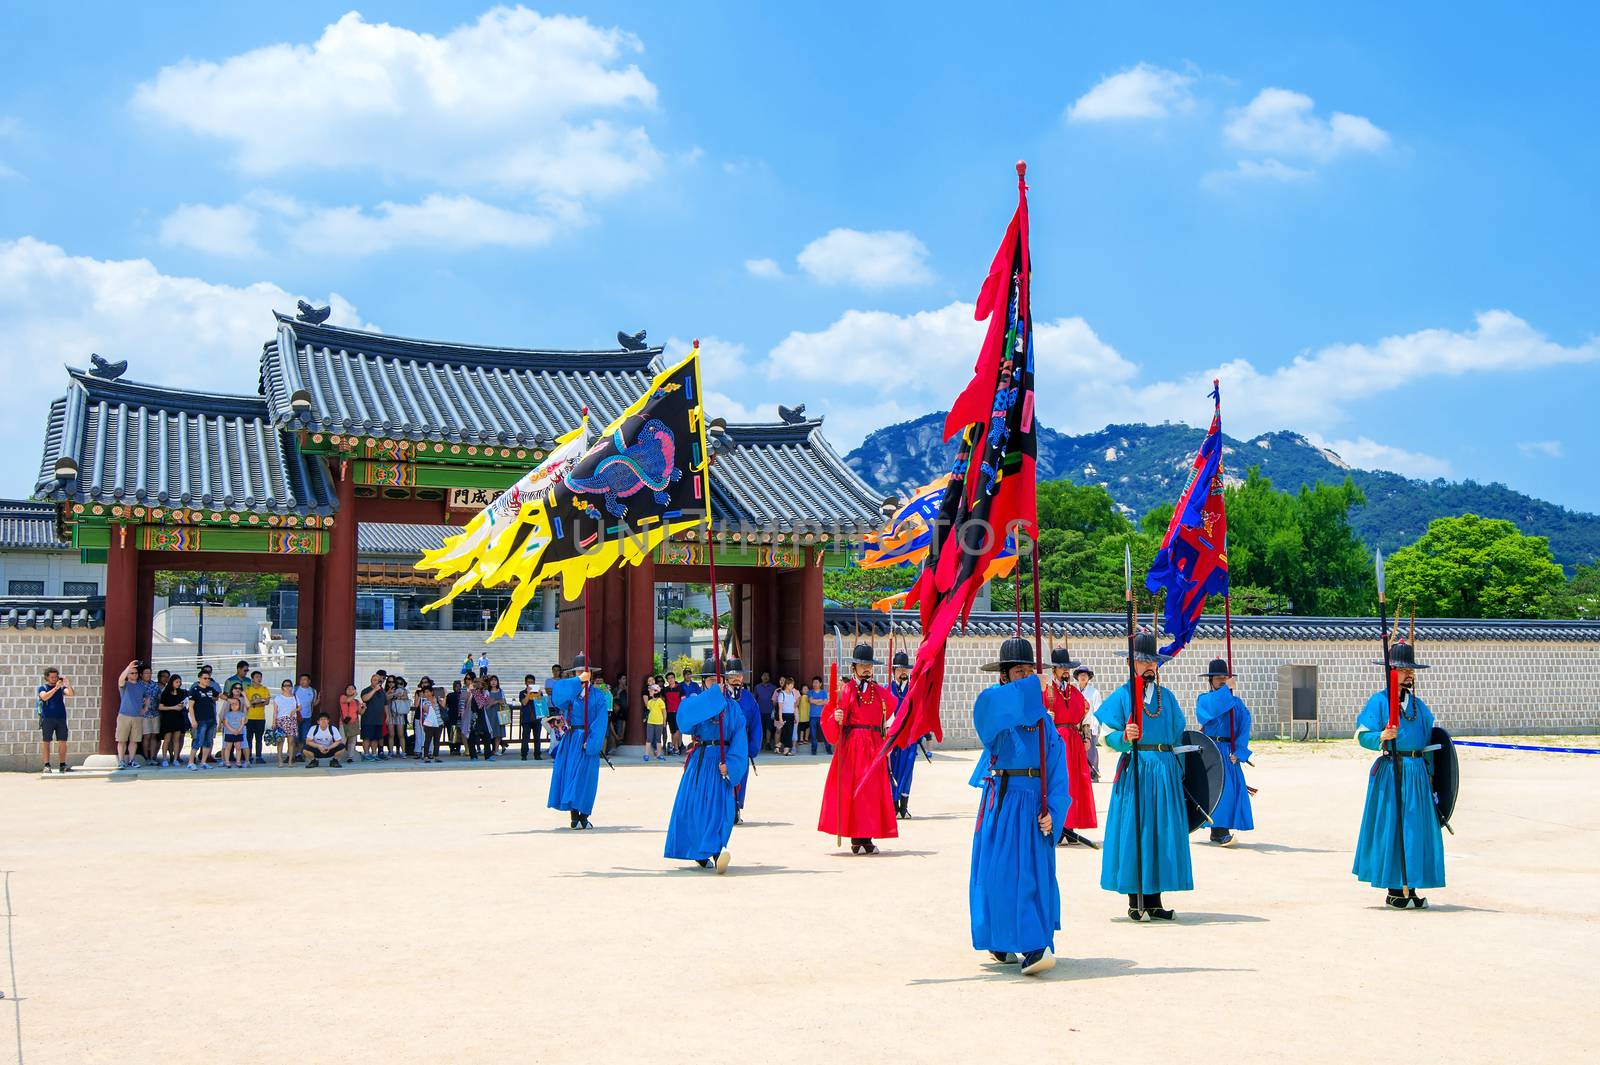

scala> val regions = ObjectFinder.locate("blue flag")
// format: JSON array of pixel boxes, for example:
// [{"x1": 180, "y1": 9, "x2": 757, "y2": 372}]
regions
[{"x1": 1145, "y1": 382, "x2": 1229, "y2": 657}]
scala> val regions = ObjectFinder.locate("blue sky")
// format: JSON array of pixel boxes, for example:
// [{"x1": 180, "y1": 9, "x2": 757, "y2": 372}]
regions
[{"x1": 2, "y1": 2, "x2": 1597, "y2": 513}]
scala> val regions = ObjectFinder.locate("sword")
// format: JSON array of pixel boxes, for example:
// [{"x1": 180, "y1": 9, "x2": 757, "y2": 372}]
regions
[{"x1": 918, "y1": 740, "x2": 932, "y2": 764}]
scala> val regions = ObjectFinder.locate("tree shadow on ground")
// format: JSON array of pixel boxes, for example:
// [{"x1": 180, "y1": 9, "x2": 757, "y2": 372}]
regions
[
  {"x1": 909, "y1": 956, "x2": 1252, "y2": 986},
  {"x1": 556, "y1": 865, "x2": 837, "y2": 879},
  {"x1": 487, "y1": 825, "x2": 653, "y2": 836},
  {"x1": 1235, "y1": 842, "x2": 1339, "y2": 854}
]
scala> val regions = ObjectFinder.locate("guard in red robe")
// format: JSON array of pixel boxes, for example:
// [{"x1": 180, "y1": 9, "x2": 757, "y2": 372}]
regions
[
  {"x1": 1044, "y1": 647, "x2": 1099, "y2": 848},
  {"x1": 818, "y1": 642, "x2": 899, "y2": 854}
]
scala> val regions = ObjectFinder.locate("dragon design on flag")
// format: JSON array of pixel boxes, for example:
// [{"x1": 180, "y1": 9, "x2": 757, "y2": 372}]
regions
[{"x1": 563, "y1": 418, "x2": 683, "y2": 518}]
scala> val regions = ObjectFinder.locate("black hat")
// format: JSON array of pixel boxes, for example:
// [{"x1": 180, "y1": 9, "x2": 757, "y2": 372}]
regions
[
  {"x1": 1048, "y1": 647, "x2": 1081, "y2": 670},
  {"x1": 981, "y1": 637, "x2": 1037, "y2": 673},
  {"x1": 1071, "y1": 664, "x2": 1095, "y2": 679},
  {"x1": 1200, "y1": 658, "x2": 1234, "y2": 679},
  {"x1": 1123, "y1": 632, "x2": 1173, "y2": 665},
  {"x1": 697, "y1": 654, "x2": 721, "y2": 678},
  {"x1": 1375, "y1": 642, "x2": 1431, "y2": 670},
  {"x1": 849, "y1": 643, "x2": 882, "y2": 666},
  {"x1": 568, "y1": 653, "x2": 591, "y2": 673},
  {"x1": 723, "y1": 658, "x2": 748, "y2": 678},
  {"x1": 891, "y1": 650, "x2": 913, "y2": 670}
]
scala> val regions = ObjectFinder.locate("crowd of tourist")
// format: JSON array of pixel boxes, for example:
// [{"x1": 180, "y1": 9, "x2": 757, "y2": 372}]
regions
[{"x1": 36, "y1": 653, "x2": 836, "y2": 774}]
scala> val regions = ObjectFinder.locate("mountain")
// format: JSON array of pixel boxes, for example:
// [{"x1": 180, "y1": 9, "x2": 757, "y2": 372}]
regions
[{"x1": 845, "y1": 412, "x2": 1600, "y2": 571}]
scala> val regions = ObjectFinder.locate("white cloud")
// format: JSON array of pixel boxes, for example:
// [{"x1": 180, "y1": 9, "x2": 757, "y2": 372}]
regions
[
  {"x1": 1224, "y1": 88, "x2": 1389, "y2": 160},
  {"x1": 159, "y1": 192, "x2": 576, "y2": 257},
  {"x1": 795, "y1": 228, "x2": 934, "y2": 288},
  {"x1": 0, "y1": 236, "x2": 368, "y2": 496},
  {"x1": 1067, "y1": 63, "x2": 1195, "y2": 122},
  {"x1": 1305, "y1": 434, "x2": 1453, "y2": 479},
  {"x1": 664, "y1": 335, "x2": 773, "y2": 424},
  {"x1": 159, "y1": 202, "x2": 265, "y2": 257},
  {"x1": 1518, "y1": 440, "x2": 1564, "y2": 459},
  {"x1": 130, "y1": 8, "x2": 661, "y2": 199},
  {"x1": 744, "y1": 257, "x2": 784, "y2": 279},
  {"x1": 1203, "y1": 158, "x2": 1313, "y2": 187},
  {"x1": 0, "y1": 161, "x2": 19, "y2": 182}
]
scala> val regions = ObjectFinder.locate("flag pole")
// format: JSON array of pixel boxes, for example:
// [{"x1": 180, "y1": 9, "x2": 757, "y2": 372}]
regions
[
  {"x1": 1124, "y1": 543, "x2": 1145, "y2": 917},
  {"x1": 1031, "y1": 527, "x2": 1048, "y2": 822},
  {"x1": 1376, "y1": 550, "x2": 1408, "y2": 892}
]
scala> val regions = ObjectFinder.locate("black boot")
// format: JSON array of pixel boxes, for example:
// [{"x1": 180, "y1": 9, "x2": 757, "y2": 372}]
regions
[
  {"x1": 569, "y1": 810, "x2": 579, "y2": 829},
  {"x1": 1385, "y1": 888, "x2": 1409, "y2": 909},
  {"x1": 1127, "y1": 894, "x2": 1146, "y2": 921},
  {"x1": 1147, "y1": 893, "x2": 1175, "y2": 921}
]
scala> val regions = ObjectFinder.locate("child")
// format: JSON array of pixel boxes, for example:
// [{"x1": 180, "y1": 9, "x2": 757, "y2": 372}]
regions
[
  {"x1": 221, "y1": 683, "x2": 249, "y2": 767},
  {"x1": 644, "y1": 684, "x2": 668, "y2": 762}
]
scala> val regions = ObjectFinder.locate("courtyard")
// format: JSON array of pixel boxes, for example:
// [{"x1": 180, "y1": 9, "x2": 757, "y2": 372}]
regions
[{"x1": 3, "y1": 739, "x2": 1596, "y2": 1065}]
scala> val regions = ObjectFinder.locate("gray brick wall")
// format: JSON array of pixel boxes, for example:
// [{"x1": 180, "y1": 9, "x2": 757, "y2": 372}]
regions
[
  {"x1": 826, "y1": 634, "x2": 1600, "y2": 748},
  {"x1": 1, "y1": 628, "x2": 104, "y2": 770}
]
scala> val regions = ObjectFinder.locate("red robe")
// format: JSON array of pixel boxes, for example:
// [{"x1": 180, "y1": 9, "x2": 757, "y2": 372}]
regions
[
  {"x1": 1046, "y1": 680, "x2": 1098, "y2": 829},
  {"x1": 817, "y1": 680, "x2": 899, "y2": 840}
]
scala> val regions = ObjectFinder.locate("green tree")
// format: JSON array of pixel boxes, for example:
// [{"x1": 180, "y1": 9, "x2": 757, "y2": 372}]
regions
[
  {"x1": 153, "y1": 570, "x2": 282, "y2": 605},
  {"x1": 1547, "y1": 562, "x2": 1600, "y2": 619},
  {"x1": 823, "y1": 563, "x2": 916, "y2": 608},
  {"x1": 1223, "y1": 468, "x2": 1370, "y2": 615},
  {"x1": 1385, "y1": 513, "x2": 1566, "y2": 618}
]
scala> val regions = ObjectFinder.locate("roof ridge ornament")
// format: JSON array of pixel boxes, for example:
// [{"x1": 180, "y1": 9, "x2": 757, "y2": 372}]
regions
[
  {"x1": 88, "y1": 353, "x2": 127, "y2": 380},
  {"x1": 296, "y1": 301, "x2": 333, "y2": 325},
  {"x1": 778, "y1": 403, "x2": 808, "y2": 424},
  {"x1": 617, "y1": 328, "x2": 648, "y2": 351}
]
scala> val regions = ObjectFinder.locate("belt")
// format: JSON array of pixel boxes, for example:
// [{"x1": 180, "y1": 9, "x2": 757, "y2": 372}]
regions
[
  {"x1": 1395, "y1": 749, "x2": 1428, "y2": 758},
  {"x1": 994, "y1": 768, "x2": 1041, "y2": 778},
  {"x1": 1134, "y1": 743, "x2": 1174, "y2": 752},
  {"x1": 694, "y1": 739, "x2": 729, "y2": 749},
  {"x1": 843, "y1": 725, "x2": 884, "y2": 734}
]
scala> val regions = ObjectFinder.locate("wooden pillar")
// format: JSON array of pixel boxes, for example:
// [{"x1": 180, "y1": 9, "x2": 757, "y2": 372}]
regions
[
  {"x1": 134, "y1": 564, "x2": 155, "y2": 666},
  {"x1": 624, "y1": 557, "x2": 654, "y2": 745},
  {"x1": 100, "y1": 526, "x2": 138, "y2": 755},
  {"x1": 295, "y1": 556, "x2": 320, "y2": 685},
  {"x1": 317, "y1": 470, "x2": 358, "y2": 700},
  {"x1": 799, "y1": 547, "x2": 824, "y2": 686},
  {"x1": 750, "y1": 571, "x2": 775, "y2": 680}
]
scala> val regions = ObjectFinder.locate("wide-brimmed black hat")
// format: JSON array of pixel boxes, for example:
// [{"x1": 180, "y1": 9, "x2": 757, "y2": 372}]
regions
[
  {"x1": 1049, "y1": 647, "x2": 1081, "y2": 670},
  {"x1": 722, "y1": 658, "x2": 748, "y2": 678},
  {"x1": 891, "y1": 650, "x2": 913, "y2": 670},
  {"x1": 567, "y1": 653, "x2": 591, "y2": 673},
  {"x1": 1123, "y1": 632, "x2": 1174, "y2": 665},
  {"x1": 1375, "y1": 642, "x2": 1431, "y2": 670},
  {"x1": 849, "y1": 643, "x2": 882, "y2": 666},
  {"x1": 1200, "y1": 658, "x2": 1234, "y2": 679},
  {"x1": 981, "y1": 637, "x2": 1037, "y2": 673}
]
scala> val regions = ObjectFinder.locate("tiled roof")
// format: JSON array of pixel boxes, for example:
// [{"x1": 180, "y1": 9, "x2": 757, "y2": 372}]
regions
[
  {"x1": 710, "y1": 421, "x2": 885, "y2": 531},
  {"x1": 0, "y1": 500, "x2": 69, "y2": 550},
  {"x1": 825, "y1": 608, "x2": 1600, "y2": 644},
  {"x1": 34, "y1": 370, "x2": 337, "y2": 517},
  {"x1": 358, "y1": 523, "x2": 453, "y2": 556},
  {"x1": 0, "y1": 596, "x2": 104, "y2": 629},
  {"x1": 261, "y1": 315, "x2": 662, "y2": 447}
]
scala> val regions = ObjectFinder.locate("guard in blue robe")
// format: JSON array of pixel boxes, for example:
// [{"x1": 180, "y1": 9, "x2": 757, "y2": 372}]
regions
[
  {"x1": 546, "y1": 654, "x2": 610, "y2": 829},
  {"x1": 1194, "y1": 658, "x2": 1254, "y2": 845},
  {"x1": 885, "y1": 650, "x2": 922, "y2": 818},
  {"x1": 969, "y1": 638, "x2": 1070, "y2": 977},
  {"x1": 1352, "y1": 641, "x2": 1445, "y2": 908},
  {"x1": 1096, "y1": 631, "x2": 1193, "y2": 920},
  {"x1": 664, "y1": 679, "x2": 750, "y2": 873},
  {"x1": 727, "y1": 664, "x2": 761, "y2": 816}
]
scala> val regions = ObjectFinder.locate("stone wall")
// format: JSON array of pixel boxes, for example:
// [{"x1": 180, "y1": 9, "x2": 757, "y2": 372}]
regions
[
  {"x1": 0, "y1": 626, "x2": 103, "y2": 770},
  {"x1": 825, "y1": 633, "x2": 1600, "y2": 748}
]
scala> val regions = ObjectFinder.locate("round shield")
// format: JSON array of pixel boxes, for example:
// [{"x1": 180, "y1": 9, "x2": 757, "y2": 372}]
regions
[
  {"x1": 1429, "y1": 726, "x2": 1459, "y2": 831},
  {"x1": 1180, "y1": 730, "x2": 1225, "y2": 833}
]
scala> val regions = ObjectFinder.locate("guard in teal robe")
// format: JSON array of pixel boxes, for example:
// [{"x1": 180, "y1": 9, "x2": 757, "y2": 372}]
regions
[
  {"x1": 1194, "y1": 658, "x2": 1254, "y2": 844},
  {"x1": 664, "y1": 684, "x2": 750, "y2": 872},
  {"x1": 1095, "y1": 632, "x2": 1193, "y2": 920},
  {"x1": 1352, "y1": 642, "x2": 1445, "y2": 907},
  {"x1": 547, "y1": 656, "x2": 609, "y2": 829},
  {"x1": 969, "y1": 638, "x2": 1071, "y2": 977}
]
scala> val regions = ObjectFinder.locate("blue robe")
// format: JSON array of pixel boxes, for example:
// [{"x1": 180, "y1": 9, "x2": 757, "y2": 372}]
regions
[
  {"x1": 887, "y1": 679, "x2": 919, "y2": 800},
  {"x1": 1096, "y1": 680, "x2": 1194, "y2": 895},
  {"x1": 969, "y1": 676, "x2": 1072, "y2": 955},
  {"x1": 730, "y1": 688, "x2": 760, "y2": 809},
  {"x1": 1352, "y1": 690, "x2": 1446, "y2": 890},
  {"x1": 546, "y1": 678, "x2": 609, "y2": 815},
  {"x1": 1195, "y1": 685, "x2": 1254, "y2": 831},
  {"x1": 664, "y1": 689, "x2": 751, "y2": 862}
]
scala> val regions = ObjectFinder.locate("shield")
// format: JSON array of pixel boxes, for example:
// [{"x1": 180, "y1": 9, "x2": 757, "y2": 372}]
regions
[
  {"x1": 1179, "y1": 730, "x2": 1225, "y2": 833},
  {"x1": 1429, "y1": 726, "x2": 1459, "y2": 832}
]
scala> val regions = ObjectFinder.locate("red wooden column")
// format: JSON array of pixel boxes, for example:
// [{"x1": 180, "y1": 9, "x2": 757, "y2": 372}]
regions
[
  {"x1": 799, "y1": 547, "x2": 824, "y2": 686},
  {"x1": 749, "y1": 569, "x2": 778, "y2": 678},
  {"x1": 317, "y1": 470, "x2": 358, "y2": 700},
  {"x1": 99, "y1": 526, "x2": 139, "y2": 755},
  {"x1": 134, "y1": 565, "x2": 156, "y2": 666},
  {"x1": 624, "y1": 556, "x2": 655, "y2": 745},
  {"x1": 295, "y1": 556, "x2": 320, "y2": 685}
]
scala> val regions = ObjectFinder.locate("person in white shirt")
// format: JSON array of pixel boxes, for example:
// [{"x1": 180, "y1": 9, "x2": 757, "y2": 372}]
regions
[
  {"x1": 270, "y1": 681, "x2": 300, "y2": 767},
  {"x1": 303, "y1": 713, "x2": 346, "y2": 768},
  {"x1": 1073, "y1": 665, "x2": 1103, "y2": 781}
]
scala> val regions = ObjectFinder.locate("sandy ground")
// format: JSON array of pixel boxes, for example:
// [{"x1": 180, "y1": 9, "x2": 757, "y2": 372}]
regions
[{"x1": 2, "y1": 737, "x2": 1598, "y2": 1065}]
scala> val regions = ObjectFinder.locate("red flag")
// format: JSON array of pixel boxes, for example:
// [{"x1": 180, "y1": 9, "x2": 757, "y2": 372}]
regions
[{"x1": 891, "y1": 165, "x2": 1039, "y2": 747}]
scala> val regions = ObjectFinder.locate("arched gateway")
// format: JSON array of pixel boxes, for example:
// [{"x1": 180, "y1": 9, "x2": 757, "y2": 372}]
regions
[{"x1": 34, "y1": 311, "x2": 884, "y2": 754}]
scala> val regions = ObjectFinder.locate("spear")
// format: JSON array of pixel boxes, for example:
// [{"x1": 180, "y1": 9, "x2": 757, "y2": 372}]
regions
[
  {"x1": 1124, "y1": 543, "x2": 1146, "y2": 916},
  {"x1": 829, "y1": 623, "x2": 845, "y2": 847},
  {"x1": 1376, "y1": 550, "x2": 1408, "y2": 891}
]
